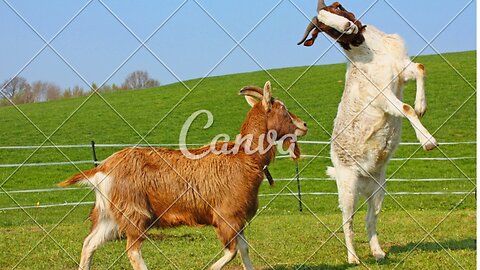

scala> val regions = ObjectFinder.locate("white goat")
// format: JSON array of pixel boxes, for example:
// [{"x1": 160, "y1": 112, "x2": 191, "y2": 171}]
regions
[{"x1": 298, "y1": 0, "x2": 438, "y2": 264}]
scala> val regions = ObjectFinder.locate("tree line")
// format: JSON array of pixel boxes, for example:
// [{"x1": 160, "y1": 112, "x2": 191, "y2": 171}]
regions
[{"x1": 0, "y1": 70, "x2": 160, "y2": 106}]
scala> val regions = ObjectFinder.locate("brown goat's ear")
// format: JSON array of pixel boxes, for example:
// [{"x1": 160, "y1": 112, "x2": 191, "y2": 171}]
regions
[{"x1": 262, "y1": 81, "x2": 272, "y2": 111}]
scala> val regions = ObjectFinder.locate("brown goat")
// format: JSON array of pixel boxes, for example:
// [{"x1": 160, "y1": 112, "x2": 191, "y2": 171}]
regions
[{"x1": 59, "y1": 81, "x2": 308, "y2": 270}]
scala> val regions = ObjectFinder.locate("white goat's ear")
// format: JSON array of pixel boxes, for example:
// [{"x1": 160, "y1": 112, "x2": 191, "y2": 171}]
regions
[
  {"x1": 262, "y1": 81, "x2": 272, "y2": 111},
  {"x1": 244, "y1": 95, "x2": 258, "y2": 107}
]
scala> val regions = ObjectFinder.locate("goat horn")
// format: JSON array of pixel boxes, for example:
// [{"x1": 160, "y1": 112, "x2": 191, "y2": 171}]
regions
[
  {"x1": 297, "y1": 16, "x2": 320, "y2": 46},
  {"x1": 239, "y1": 86, "x2": 263, "y2": 99},
  {"x1": 317, "y1": 0, "x2": 326, "y2": 11}
]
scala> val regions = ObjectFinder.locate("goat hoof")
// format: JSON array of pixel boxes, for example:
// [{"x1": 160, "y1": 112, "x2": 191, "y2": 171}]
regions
[
  {"x1": 423, "y1": 139, "x2": 438, "y2": 151},
  {"x1": 348, "y1": 256, "x2": 361, "y2": 265},
  {"x1": 373, "y1": 250, "x2": 386, "y2": 261},
  {"x1": 415, "y1": 103, "x2": 427, "y2": 118},
  {"x1": 415, "y1": 106, "x2": 427, "y2": 118}
]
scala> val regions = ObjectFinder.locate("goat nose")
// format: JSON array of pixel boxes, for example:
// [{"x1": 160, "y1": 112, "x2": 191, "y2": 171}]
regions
[{"x1": 303, "y1": 122, "x2": 307, "y2": 128}]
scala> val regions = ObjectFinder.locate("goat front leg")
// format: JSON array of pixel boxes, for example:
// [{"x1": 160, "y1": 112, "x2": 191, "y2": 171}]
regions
[
  {"x1": 381, "y1": 90, "x2": 438, "y2": 150},
  {"x1": 211, "y1": 219, "x2": 241, "y2": 270},
  {"x1": 126, "y1": 235, "x2": 148, "y2": 270},
  {"x1": 403, "y1": 61, "x2": 427, "y2": 117}
]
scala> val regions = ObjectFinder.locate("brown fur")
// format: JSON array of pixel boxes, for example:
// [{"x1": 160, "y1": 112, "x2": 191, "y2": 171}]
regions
[{"x1": 59, "y1": 83, "x2": 307, "y2": 270}]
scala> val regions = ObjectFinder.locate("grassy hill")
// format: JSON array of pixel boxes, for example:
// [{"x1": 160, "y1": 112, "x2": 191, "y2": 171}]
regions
[{"x1": 0, "y1": 51, "x2": 475, "y2": 269}]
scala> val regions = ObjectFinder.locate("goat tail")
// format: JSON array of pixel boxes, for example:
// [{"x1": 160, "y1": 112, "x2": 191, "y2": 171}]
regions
[
  {"x1": 58, "y1": 167, "x2": 99, "y2": 187},
  {"x1": 326, "y1": 166, "x2": 336, "y2": 179}
]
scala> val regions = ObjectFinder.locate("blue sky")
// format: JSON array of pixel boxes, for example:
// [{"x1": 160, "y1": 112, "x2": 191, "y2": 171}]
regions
[{"x1": 1, "y1": 0, "x2": 476, "y2": 89}]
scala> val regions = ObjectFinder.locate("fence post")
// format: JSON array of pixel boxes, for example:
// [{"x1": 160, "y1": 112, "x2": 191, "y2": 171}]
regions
[
  {"x1": 296, "y1": 160, "x2": 303, "y2": 212},
  {"x1": 91, "y1": 140, "x2": 98, "y2": 167}
]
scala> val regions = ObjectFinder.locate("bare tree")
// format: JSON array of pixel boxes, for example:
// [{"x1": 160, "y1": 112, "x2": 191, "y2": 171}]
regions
[
  {"x1": 63, "y1": 88, "x2": 73, "y2": 99},
  {"x1": 30, "y1": 81, "x2": 48, "y2": 102},
  {"x1": 28, "y1": 81, "x2": 61, "y2": 102},
  {"x1": 122, "y1": 70, "x2": 160, "y2": 90},
  {"x1": 16, "y1": 84, "x2": 35, "y2": 104},
  {"x1": 1, "y1": 76, "x2": 29, "y2": 100},
  {"x1": 46, "y1": 83, "x2": 61, "y2": 101}
]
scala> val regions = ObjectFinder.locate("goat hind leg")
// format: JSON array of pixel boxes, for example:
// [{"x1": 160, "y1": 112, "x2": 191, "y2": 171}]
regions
[
  {"x1": 363, "y1": 175, "x2": 386, "y2": 260},
  {"x1": 78, "y1": 216, "x2": 118, "y2": 270},
  {"x1": 336, "y1": 167, "x2": 360, "y2": 264}
]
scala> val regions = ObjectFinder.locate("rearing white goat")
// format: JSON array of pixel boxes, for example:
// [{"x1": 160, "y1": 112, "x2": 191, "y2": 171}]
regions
[{"x1": 298, "y1": 0, "x2": 438, "y2": 264}]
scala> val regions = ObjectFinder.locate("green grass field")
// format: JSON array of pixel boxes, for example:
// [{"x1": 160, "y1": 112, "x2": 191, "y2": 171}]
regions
[{"x1": 0, "y1": 51, "x2": 476, "y2": 269}]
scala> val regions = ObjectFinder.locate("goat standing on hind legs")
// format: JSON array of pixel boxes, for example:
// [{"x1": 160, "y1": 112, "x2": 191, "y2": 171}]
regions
[
  {"x1": 59, "y1": 81, "x2": 308, "y2": 270},
  {"x1": 298, "y1": 0, "x2": 438, "y2": 264}
]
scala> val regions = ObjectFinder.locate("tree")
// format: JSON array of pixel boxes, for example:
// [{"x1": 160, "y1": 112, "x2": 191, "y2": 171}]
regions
[
  {"x1": 122, "y1": 70, "x2": 160, "y2": 90},
  {"x1": 46, "y1": 83, "x2": 61, "y2": 101},
  {"x1": 28, "y1": 81, "x2": 61, "y2": 102},
  {"x1": 71, "y1": 85, "x2": 85, "y2": 97},
  {"x1": 1, "y1": 76, "x2": 29, "y2": 100}
]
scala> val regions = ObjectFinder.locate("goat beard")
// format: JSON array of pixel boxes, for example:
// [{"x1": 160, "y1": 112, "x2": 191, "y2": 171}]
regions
[{"x1": 282, "y1": 137, "x2": 301, "y2": 160}]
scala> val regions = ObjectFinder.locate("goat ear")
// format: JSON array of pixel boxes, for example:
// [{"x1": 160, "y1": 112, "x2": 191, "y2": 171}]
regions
[
  {"x1": 244, "y1": 95, "x2": 258, "y2": 107},
  {"x1": 297, "y1": 17, "x2": 322, "y2": 47},
  {"x1": 304, "y1": 28, "x2": 320, "y2": 46},
  {"x1": 262, "y1": 81, "x2": 272, "y2": 111}
]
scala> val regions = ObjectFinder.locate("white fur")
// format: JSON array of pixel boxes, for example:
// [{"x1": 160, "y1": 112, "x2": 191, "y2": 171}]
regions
[
  {"x1": 317, "y1": 10, "x2": 358, "y2": 35},
  {"x1": 78, "y1": 173, "x2": 119, "y2": 270},
  {"x1": 326, "y1": 25, "x2": 437, "y2": 263},
  {"x1": 210, "y1": 249, "x2": 237, "y2": 270},
  {"x1": 90, "y1": 173, "x2": 112, "y2": 215}
]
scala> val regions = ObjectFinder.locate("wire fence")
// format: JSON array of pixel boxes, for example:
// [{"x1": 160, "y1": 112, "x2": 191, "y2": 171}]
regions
[{"x1": 0, "y1": 140, "x2": 476, "y2": 211}]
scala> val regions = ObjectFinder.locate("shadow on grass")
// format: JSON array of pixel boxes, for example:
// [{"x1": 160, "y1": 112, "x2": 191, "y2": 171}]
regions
[{"x1": 389, "y1": 238, "x2": 476, "y2": 254}]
